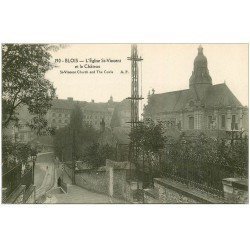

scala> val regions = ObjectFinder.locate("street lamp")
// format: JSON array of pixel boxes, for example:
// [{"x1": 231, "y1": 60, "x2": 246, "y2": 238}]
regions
[{"x1": 31, "y1": 149, "x2": 37, "y2": 185}]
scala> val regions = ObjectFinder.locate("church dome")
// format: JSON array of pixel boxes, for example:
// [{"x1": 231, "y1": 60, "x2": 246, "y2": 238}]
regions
[
  {"x1": 194, "y1": 45, "x2": 208, "y2": 67},
  {"x1": 189, "y1": 45, "x2": 212, "y2": 87}
]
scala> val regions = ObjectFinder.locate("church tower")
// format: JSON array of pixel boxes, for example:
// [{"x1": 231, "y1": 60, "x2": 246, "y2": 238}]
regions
[{"x1": 189, "y1": 45, "x2": 212, "y2": 88}]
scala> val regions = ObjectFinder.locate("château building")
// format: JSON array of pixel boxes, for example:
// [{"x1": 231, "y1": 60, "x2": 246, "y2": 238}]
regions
[
  {"x1": 10, "y1": 96, "x2": 118, "y2": 147},
  {"x1": 110, "y1": 98, "x2": 131, "y2": 128},
  {"x1": 47, "y1": 96, "x2": 117, "y2": 130},
  {"x1": 144, "y1": 45, "x2": 248, "y2": 135}
]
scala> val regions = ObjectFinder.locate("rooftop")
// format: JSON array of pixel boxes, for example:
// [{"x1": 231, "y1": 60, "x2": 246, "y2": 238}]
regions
[{"x1": 145, "y1": 83, "x2": 243, "y2": 114}]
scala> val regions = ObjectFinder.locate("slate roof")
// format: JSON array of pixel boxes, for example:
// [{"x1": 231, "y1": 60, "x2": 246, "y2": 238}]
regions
[
  {"x1": 51, "y1": 99, "x2": 87, "y2": 110},
  {"x1": 203, "y1": 84, "x2": 242, "y2": 107},
  {"x1": 51, "y1": 98, "x2": 118, "y2": 112},
  {"x1": 146, "y1": 83, "x2": 243, "y2": 114},
  {"x1": 83, "y1": 102, "x2": 109, "y2": 112}
]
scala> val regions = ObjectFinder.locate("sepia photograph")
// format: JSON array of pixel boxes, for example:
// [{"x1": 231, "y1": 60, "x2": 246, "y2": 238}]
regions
[{"x1": 1, "y1": 43, "x2": 248, "y2": 204}]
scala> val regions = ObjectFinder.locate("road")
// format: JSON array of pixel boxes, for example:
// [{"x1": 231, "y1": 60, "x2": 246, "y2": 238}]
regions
[
  {"x1": 34, "y1": 152, "x2": 56, "y2": 202},
  {"x1": 34, "y1": 152, "x2": 126, "y2": 203}
]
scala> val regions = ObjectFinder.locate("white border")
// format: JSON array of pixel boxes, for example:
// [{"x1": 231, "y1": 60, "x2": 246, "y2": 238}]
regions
[{"x1": 1, "y1": 1, "x2": 250, "y2": 250}]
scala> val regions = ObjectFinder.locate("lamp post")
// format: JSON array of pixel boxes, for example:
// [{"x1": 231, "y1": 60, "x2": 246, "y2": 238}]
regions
[{"x1": 31, "y1": 149, "x2": 37, "y2": 185}]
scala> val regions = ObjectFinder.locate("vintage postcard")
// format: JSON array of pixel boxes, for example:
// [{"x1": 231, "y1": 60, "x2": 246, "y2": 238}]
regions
[{"x1": 1, "y1": 44, "x2": 248, "y2": 204}]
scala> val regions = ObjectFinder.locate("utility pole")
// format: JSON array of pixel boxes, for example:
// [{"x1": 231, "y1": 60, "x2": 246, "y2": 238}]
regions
[{"x1": 127, "y1": 44, "x2": 144, "y2": 192}]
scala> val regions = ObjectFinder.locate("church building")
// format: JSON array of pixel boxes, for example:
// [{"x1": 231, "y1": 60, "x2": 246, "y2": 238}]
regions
[{"x1": 144, "y1": 45, "x2": 248, "y2": 135}]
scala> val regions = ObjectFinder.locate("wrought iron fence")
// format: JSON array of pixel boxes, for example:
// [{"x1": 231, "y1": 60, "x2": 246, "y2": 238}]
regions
[
  {"x1": 21, "y1": 168, "x2": 33, "y2": 188},
  {"x1": 163, "y1": 163, "x2": 225, "y2": 197},
  {"x1": 2, "y1": 164, "x2": 22, "y2": 199},
  {"x1": 2, "y1": 164, "x2": 33, "y2": 201}
]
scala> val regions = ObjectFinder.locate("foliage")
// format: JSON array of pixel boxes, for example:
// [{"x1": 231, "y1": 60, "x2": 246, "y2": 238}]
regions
[
  {"x1": 129, "y1": 118, "x2": 166, "y2": 176},
  {"x1": 53, "y1": 104, "x2": 99, "y2": 162},
  {"x1": 163, "y1": 133, "x2": 248, "y2": 192},
  {"x1": 69, "y1": 104, "x2": 84, "y2": 160},
  {"x1": 130, "y1": 120, "x2": 248, "y2": 192},
  {"x1": 129, "y1": 118, "x2": 166, "y2": 154},
  {"x1": 82, "y1": 143, "x2": 116, "y2": 168},
  {"x1": 2, "y1": 44, "x2": 57, "y2": 134},
  {"x1": 53, "y1": 126, "x2": 71, "y2": 162},
  {"x1": 2, "y1": 135, "x2": 33, "y2": 173}
]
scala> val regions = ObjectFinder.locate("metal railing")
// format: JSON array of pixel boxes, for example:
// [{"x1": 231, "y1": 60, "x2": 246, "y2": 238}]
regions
[
  {"x1": 2, "y1": 164, "x2": 33, "y2": 201},
  {"x1": 163, "y1": 164, "x2": 225, "y2": 197}
]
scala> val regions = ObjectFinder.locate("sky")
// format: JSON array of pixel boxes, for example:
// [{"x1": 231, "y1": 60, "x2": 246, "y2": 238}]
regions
[{"x1": 45, "y1": 44, "x2": 248, "y2": 107}]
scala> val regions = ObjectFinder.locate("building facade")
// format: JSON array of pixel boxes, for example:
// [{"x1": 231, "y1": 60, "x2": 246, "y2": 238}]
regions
[
  {"x1": 47, "y1": 96, "x2": 117, "y2": 130},
  {"x1": 110, "y1": 98, "x2": 131, "y2": 128},
  {"x1": 144, "y1": 45, "x2": 248, "y2": 135}
]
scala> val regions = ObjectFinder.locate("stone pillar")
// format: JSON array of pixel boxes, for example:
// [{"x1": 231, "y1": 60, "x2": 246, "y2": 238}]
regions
[
  {"x1": 238, "y1": 108, "x2": 243, "y2": 130},
  {"x1": 226, "y1": 108, "x2": 232, "y2": 131},
  {"x1": 199, "y1": 110, "x2": 204, "y2": 129},
  {"x1": 222, "y1": 178, "x2": 248, "y2": 204},
  {"x1": 154, "y1": 181, "x2": 166, "y2": 203},
  {"x1": 181, "y1": 111, "x2": 185, "y2": 130},
  {"x1": 214, "y1": 109, "x2": 219, "y2": 130},
  {"x1": 108, "y1": 166, "x2": 114, "y2": 197},
  {"x1": 194, "y1": 110, "x2": 199, "y2": 129}
]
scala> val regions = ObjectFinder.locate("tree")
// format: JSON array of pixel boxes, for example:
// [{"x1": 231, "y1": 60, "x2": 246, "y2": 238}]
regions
[
  {"x1": 53, "y1": 104, "x2": 99, "y2": 161},
  {"x1": 129, "y1": 118, "x2": 166, "y2": 154},
  {"x1": 53, "y1": 126, "x2": 71, "y2": 162},
  {"x1": 2, "y1": 44, "x2": 57, "y2": 134},
  {"x1": 2, "y1": 135, "x2": 32, "y2": 172},
  {"x1": 129, "y1": 118, "x2": 166, "y2": 175},
  {"x1": 82, "y1": 143, "x2": 116, "y2": 168},
  {"x1": 70, "y1": 103, "x2": 85, "y2": 161}
]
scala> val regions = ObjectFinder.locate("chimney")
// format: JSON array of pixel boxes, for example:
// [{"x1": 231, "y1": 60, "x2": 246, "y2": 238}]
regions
[
  {"x1": 67, "y1": 97, "x2": 73, "y2": 101},
  {"x1": 91, "y1": 99, "x2": 94, "y2": 103}
]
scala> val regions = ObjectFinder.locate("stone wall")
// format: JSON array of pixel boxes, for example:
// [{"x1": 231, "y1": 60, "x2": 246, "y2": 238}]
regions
[
  {"x1": 222, "y1": 178, "x2": 248, "y2": 204},
  {"x1": 144, "y1": 178, "x2": 225, "y2": 204},
  {"x1": 74, "y1": 160, "x2": 130, "y2": 201},
  {"x1": 153, "y1": 180, "x2": 199, "y2": 204},
  {"x1": 64, "y1": 163, "x2": 74, "y2": 181},
  {"x1": 113, "y1": 169, "x2": 128, "y2": 199},
  {"x1": 75, "y1": 169, "x2": 109, "y2": 195}
]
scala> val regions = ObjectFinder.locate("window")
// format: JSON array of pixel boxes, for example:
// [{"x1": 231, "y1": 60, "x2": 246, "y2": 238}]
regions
[
  {"x1": 232, "y1": 115, "x2": 236, "y2": 124},
  {"x1": 65, "y1": 119, "x2": 68, "y2": 123},
  {"x1": 188, "y1": 116, "x2": 194, "y2": 130},
  {"x1": 59, "y1": 119, "x2": 62, "y2": 123},
  {"x1": 52, "y1": 113, "x2": 55, "y2": 117},
  {"x1": 59, "y1": 114, "x2": 62, "y2": 117},
  {"x1": 208, "y1": 116, "x2": 213, "y2": 129},
  {"x1": 231, "y1": 115, "x2": 238, "y2": 130},
  {"x1": 52, "y1": 119, "x2": 55, "y2": 123},
  {"x1": 221, "y1": 115, "x2": 225, "y2": 129}
]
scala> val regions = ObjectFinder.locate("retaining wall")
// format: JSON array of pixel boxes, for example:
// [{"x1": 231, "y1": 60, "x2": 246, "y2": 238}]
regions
[
  {"x1": 144, "y1": 178, "x2": 225, "y2": 204},
  {"x1": 75, "y1": 169, "x2": 109, "y2": 195}
]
